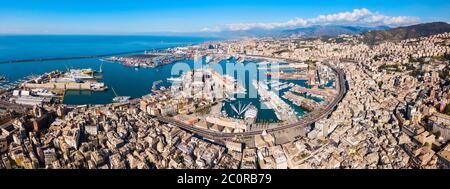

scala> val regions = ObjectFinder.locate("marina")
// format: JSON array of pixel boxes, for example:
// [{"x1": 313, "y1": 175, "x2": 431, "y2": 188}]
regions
[{"x1": 252, "y1": 79, "x2": 298, "y2": 122}]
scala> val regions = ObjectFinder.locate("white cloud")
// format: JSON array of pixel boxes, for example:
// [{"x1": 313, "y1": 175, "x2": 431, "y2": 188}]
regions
[{"x1": 206, "y1": 8, "x2": 420, "y2": 31}]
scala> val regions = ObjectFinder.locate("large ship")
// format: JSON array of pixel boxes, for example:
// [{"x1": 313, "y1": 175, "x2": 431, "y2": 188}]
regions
[
  {"x1": 244, "y1": 105, "x2": 258, "y2": 123},
  {"x1": 66, "y1": 68, "x2": 95, "y2": 80}
]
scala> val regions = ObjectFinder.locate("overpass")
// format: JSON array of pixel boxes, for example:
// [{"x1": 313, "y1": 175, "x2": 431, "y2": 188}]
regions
[{"x1": 154, "y1": 55, "x2": 348, "y2": 141}]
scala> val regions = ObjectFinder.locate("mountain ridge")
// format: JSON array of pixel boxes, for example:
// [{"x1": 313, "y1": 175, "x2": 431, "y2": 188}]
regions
[
  {"x1": 362, "y1": 22, "x2": 450, "y2": 44},
  {"x1": 281, "y1": 25, "x2": 390, "y2": 38}
]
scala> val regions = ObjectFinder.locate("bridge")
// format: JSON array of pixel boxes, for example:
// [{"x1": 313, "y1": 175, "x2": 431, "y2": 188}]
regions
[{"x1": 154, "y1": 55, "x2": 348, "y2": 141}]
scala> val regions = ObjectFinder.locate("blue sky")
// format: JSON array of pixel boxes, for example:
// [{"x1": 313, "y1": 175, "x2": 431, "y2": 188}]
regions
[{"x1": 0, "y1": 0, "x2": 449, "y2": 34}]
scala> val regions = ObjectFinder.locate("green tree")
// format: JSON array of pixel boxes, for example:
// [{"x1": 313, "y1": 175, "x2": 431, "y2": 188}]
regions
[{"x1": 435, "y1": 131, "x2": 441, "y2": 139}]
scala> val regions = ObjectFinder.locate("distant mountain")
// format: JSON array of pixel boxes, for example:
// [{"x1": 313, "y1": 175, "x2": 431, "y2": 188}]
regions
[
  {"x1": 140, "y1": 29, "x2": 286, "y2": 39},
  {"x1": 281, "y1": 25, "x2": 390, "y2": 38},
  {"x1": 144, "y1": 25, "x2": 389, "y2": 39},
  {"x1": 141, "y1": 22, "x2": 450, "y2": 40},
  {"x1": 362, "y1": 22, "x2": 450, "y2": 45},
  {"x1": 202, "y1": 29, "x2": 286, "y2": 38}
]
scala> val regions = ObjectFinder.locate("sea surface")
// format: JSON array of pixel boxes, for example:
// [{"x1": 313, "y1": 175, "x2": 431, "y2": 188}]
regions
[{"x1": 0, "y1": 35, "x2": 211, "y2": 61}]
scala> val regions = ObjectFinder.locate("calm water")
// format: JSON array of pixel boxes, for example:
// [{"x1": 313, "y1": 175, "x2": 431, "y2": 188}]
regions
[
  {"x1": 0, "y1": 35, "x2": 212, "y2": 61},
  {"x1": 211, "y1": 60, "x2": 311, "y2": 122}
]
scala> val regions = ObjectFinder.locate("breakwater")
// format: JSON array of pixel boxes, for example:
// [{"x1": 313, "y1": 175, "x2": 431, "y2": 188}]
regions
[{"x1": 0, "y1": 47, "x2": 172, "y2": 64}]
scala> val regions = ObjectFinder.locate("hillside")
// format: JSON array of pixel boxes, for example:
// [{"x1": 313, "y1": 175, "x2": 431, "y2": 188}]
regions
[
  {"x1": 282, "y1": 25, "x2": 389, "y2": 38},
  {"x1": 362, "y1": 22, "x2": 450, "y2": 45}
]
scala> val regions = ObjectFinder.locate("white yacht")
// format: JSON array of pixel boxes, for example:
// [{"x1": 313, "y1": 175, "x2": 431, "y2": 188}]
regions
[{"x1": 244, "y1": 105, "x2": 258, "y2": 123}]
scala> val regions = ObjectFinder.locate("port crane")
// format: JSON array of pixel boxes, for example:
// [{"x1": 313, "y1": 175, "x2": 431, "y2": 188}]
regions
[{"x1": 111, "y1": 87, "x2": 130, "y2": 103}]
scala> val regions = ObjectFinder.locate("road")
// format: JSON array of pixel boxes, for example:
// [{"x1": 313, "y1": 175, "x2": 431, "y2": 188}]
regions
[{"x1": 155, "y1": 55, "x2": 348, "y2": 140}]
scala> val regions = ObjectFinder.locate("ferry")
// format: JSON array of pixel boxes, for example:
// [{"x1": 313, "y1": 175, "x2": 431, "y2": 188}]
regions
[
  {"x1": 66, "y1": 68, "x2": 95, "y2": 80},
  {"x1": 167, "y1": 77, "x2": 183, "y2": 82}
]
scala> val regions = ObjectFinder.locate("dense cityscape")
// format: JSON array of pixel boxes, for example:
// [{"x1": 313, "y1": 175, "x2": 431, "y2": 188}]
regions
[{"x1": 1, "y1": 21, "x2": 450, "y2": 169}]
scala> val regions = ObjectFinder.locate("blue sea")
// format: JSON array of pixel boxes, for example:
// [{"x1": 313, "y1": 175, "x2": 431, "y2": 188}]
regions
[{"x1": 0, "y1": 35, "x2": 211, "y2": 62}]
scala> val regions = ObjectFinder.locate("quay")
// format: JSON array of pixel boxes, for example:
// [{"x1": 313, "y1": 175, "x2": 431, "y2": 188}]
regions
[
  {"x1": 283, "y1": 91, "x2": 321, "y2": 111},
  {"x1": 21, "y1": 82, "x2": 105, "y2": 91},
  {"x1": 266, "y1": 71, "x2": 309, "y2": 80},
  {"x1": 290, "y1": 85, "x2": 337, "y2": 102}
]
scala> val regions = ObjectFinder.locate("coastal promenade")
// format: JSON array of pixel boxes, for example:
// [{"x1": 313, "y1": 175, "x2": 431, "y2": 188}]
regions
[{"x1": 155, "y1": 55, "x2": 348, "y2": 143}]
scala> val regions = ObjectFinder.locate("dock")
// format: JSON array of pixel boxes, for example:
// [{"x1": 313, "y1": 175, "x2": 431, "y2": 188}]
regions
[
  {"x1": 282, "y1": 91, "x2": 321, "y2": 111},
  {"x1": 290, "y1": 85, "x2": 336, "y2": 102}
]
